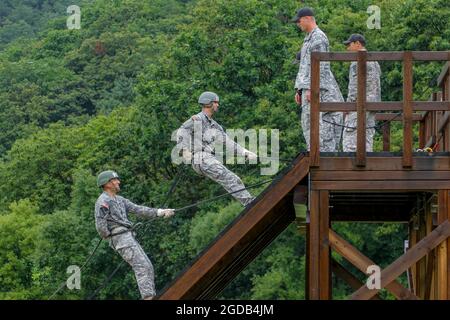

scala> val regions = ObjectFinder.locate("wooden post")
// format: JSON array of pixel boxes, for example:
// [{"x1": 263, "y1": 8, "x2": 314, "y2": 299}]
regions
[
  {"x1": 437, "y1": 190, "x2": 449, "y2": 300},
  {"x1": 356, "y1": 50, "x2": 367, "y2": 166},
  {"x1": 308, "y1": 190, "x2": 320, "y2": 299},
  {"x1": 319, "y1": 191, "x2": 330, "y2": 299},
  {"x1": 403, "y1": 51, "x2": 413, "y2": 168},
  {"x1": 310, "y1": 53, "x2": 320, "y2": 167},
  {"x1": 419, "y1": 117, "x2": 425, "y2": 149},
  {"x1": 409, "y1": 220, "x2": 417, "y2": 295},
  {"x1": 383, "y1": 122, "x2": 391, "y2": 152},
  {"x1": 425, "y1": 202, "x2": 435, "y2": 299},
  {"x1": 424, "y1": 249, "x2": 435, "y2": 299},
  {"x1": 416, "y1": 207, "x2": 427, "y2": 298},
  {"x1": 305, "y1": 224, "x2": 310, "y2": 300}
]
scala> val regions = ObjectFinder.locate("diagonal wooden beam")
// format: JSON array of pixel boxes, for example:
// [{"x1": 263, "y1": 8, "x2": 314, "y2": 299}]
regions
[
  {"x1": 329, "y1": 229, "x2": 418, "y2": 300},
  {"x1": 331, "y1": 258, "x2": 381, "y2": 300},
  {"x1": 351, "y1": 220, "x2": 450, "y2": 300}
]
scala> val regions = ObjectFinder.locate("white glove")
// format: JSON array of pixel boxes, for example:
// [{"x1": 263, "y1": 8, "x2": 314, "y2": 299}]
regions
[
  {"x1": 182, "y1": 149, "x2": 192, "y2": 162},
  {"x1": 243, "y1": 149, "x2": 257, "y2": 161},
  {"x1": 157, "y1": 208, "x2": 175, "y2": 218}
]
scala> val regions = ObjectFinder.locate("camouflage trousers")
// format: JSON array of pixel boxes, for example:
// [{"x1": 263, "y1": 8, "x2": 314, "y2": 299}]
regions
[
  {"x1": 301, "y1": 89, "x2": 343, "y2": 152},
  {"x1": 342, "y1": 111, "x2": 376, "y2": 152},
  {"x1": 110, "y1": 228, "x2": 155, "y2": 299},
  {"x1": 192, "y1": 154, "x2": 255, "y2": 206}
]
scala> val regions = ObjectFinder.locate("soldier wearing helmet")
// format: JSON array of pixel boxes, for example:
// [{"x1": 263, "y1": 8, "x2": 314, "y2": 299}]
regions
[
  {"x1": 94, "y1": 170, "x2": 175, "y2": 300},
  {"x1": 175, "y1": 91, "x2": 256, "y2": 206}
]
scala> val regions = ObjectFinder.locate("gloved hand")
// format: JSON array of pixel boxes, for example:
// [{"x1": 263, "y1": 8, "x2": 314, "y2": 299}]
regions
[
  {"x1": 295, "y1": 90, "x2": 302, "y2": 105},
  {"x1": 182, "y1": 149, "x2": 192, "y2": 162},
  {"x1": 157, "y1": 208, "x2": 175, "y2": 218},
  {"x1": 243, "y1": 149, "x2": 257, "y2": 161}
]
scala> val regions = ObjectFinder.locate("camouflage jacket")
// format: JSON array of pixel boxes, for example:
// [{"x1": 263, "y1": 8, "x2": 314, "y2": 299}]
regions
[
  {"x1": 347, "y1": 60, "x2": 381, "y2": 102},
  {"x1": 176, "y1": 111, "x2": 246, "y2": 157},
  {"x1": 94, "y1": 192, "x2": 158, "y2": 239},
  {"x1": 295, "y1": 27, "x2": 340, "y2": 92}
]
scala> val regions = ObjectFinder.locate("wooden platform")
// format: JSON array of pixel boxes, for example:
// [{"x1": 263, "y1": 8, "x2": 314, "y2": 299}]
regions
[{"x1": 158, "y1": 52, "x2": 450, "y2": 300}]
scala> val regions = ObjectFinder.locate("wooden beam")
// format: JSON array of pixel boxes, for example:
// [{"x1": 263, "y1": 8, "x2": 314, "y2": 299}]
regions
[
  {"x1": 320, "y1": 101, "x2": 450, "y2": 112},
  {"x1": 312, "y1": 180, "x2": 450, "y2": 191},
  {"x1": 305, "y1": 224, "x2": 310, "y2": 300},
  {"x1": 437, "y1": 112, "x2": 450, "y2": 134},
  {"x1": 419, "y1": 117, "x2": 426, "y2": 149},
  {"x1": 424, "y1": 249, "x2": 435, "y2": 300},
  {"x1": 403, "y1": 51, "x2": 413, "y2": 168},
  {"x1": 350, "y1": 220, "x2": 450, "y2": 300},
  {"x1": 437, "y1": 61, "x2": 449, "y2": 88},
  {"x1": 329, "y1": 229, "x2": 418, "y2": 300},
  {"x1": 331, "y1": 259, "x2": 381, "y2": 300},
  {"x1": 314, "y1": 51, "x2": 450, "y2": 62},
  {"x1": 437, "y1": 190, "x2": 449, "y2": 300},
  {"x1": 310, "y1": 53, "x2": 320, "y2": 167},
  {"x1": 356, "y1": 50, "x2": 367, "y2": 167},
  {"x1": 311, "y1": 170, "x2": 450, "y2": 181},
  {"x1": 309, "y1": 190, "x2": 320, "y2": 299},
  {"x1": 409, "y1": 221, "x2": 418, "y2": 296},
  {"x1": 375, "y1": 113, "x2": 422, "y2": 122},
  {"x1": 317, "y1": 157, "x2": 450, "y2": 171},
  {"x1": 425, "y1": 201, "x2": 436, "y2": 299},
  {"x1": 319, "y1": 191, "x2": 330, "y2": 299}
]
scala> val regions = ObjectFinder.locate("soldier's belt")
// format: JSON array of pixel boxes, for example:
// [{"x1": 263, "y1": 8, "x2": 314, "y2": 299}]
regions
[{"x1": 110, "y1": 226, "x2": 131, "y2": 236}]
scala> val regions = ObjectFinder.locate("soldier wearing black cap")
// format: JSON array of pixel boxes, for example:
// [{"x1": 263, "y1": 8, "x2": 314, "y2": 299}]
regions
[
  {"x1": 292, "y1": 7, "x2": 344, "y2": 152},
  {"x1": 342, "y1": 34, "x2": 381, "y2": 152}
]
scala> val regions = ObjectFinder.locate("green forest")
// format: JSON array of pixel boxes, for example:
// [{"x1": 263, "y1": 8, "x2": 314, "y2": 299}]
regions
[{"x1": 0, "y1": 0, "x2": 449, "y2": 300}]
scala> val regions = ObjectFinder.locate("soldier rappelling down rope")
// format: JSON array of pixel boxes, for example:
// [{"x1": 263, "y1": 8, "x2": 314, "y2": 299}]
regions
[
  {"x1": 94, "y1": 170, "x2": 175, "y2": 300},
  {"x1": 176, "y1": 92, "x2": 257, "y2": 207}
]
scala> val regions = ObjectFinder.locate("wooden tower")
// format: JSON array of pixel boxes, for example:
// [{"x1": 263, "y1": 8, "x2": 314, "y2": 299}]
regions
[{"x1": 159, "y1": 51, "x2": 450, "y2": 300}]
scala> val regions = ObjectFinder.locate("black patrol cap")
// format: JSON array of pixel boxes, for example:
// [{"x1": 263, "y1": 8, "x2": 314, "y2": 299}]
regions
[
  {"x1": 291, "y1": 7, "x2": 314, "y2": 22},
  {"x1": 343, "y1": 33, "x2": 366, "y2": 46}
]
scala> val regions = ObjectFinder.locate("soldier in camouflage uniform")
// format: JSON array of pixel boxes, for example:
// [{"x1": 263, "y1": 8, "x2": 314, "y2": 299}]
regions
[
  {"x1": 342, "y1": 34, "x2": 381, "y2": 152},
  {"x1": 292, "y1": 7, "x2": 344, "y2": 151},
  {"x1": 176, "y1": 92, "x2": 257, "y2": 206},
  {"x1": 94, "y1": 170, "x2": 175, "y2": 300}
]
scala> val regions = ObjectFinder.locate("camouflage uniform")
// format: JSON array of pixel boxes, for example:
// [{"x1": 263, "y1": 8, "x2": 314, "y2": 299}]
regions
[
  {"x1": 343, "y1": 60, "x2": 381, "y2": 152},
  {"x1": 295, "y1": 27, "x2": 344, "y2": 151},
  {"x1": 177, "y1": 111, "x2": 254, "y2": 206},
  {"x1": 94, "y1": 192, "x2": 158, "y2": 299}
]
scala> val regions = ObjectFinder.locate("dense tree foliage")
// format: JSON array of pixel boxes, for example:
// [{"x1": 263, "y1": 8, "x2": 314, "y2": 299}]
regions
[{"x1": 0, "y1": 0, "x2": 448, "y2": 299}]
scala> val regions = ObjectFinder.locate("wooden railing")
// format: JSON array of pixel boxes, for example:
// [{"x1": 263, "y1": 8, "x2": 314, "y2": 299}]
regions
[{"x1": 310, "y1": 51, "x2": 450, "y2": 167}]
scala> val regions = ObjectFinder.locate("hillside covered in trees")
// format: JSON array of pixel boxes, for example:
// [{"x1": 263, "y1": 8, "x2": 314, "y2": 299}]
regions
[{"x1": 0, "y1": 0, "x2": 449, "y2": 299}]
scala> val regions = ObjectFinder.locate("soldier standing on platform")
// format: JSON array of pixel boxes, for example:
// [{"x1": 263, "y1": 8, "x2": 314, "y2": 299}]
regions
[
  {"x1": 342, "y1": 34, "x2": 381, "y2": 152},
  {"x1": 292, "y1": 7, "x2": 344, "y2": 151}
]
